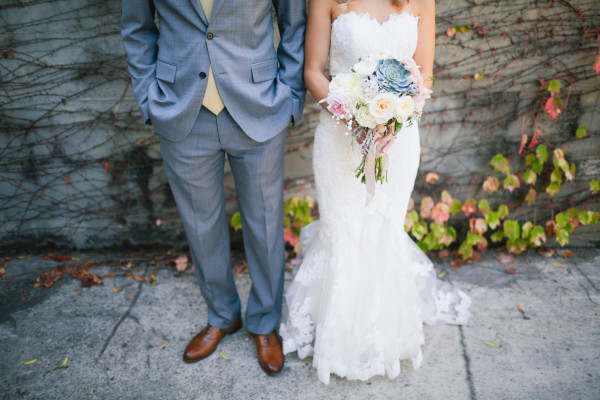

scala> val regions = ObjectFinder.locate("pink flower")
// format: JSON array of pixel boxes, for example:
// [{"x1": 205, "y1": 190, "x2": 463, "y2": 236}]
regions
[{"x1": 325, "y1": 94, "x2": 352, "y2": 119}]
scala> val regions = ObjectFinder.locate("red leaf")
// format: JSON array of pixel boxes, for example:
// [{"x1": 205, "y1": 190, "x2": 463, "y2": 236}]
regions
[
  {"x1": 425, "y1": 172, "x2": 439, "y2": 184},
  {"x1": 527, "y1": 129, "x2": 540, "y2": 149},
  {"x1": 54, "y1": 254, "x2": 70, "y2": 262},
  {"x1": 594, "y1": 54, "x2": 600, "y2": 75},
  {"x1": 104, "y1": 162, "x2": 110, "y2": 171},
  {"x1": 431, "y1": 202, "x2": 450, "y2": 224},
  {"x1": 518, "y1": 132, "x2": 528, "y2": 155},
  {"x1": 505, "y1": 268, "x2": 517, "y2": 274},
  {"x1": 284, "y1": 229, "x2": 299, "y2": 249},
  {"x1": 544, "y1": 97, "x2": 562, "y2": 121}
]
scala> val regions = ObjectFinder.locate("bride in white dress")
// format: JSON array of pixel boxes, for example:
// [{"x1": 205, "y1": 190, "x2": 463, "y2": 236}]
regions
[{"x1": 279, "y1": 0, "x2": 471, "y2": 384}]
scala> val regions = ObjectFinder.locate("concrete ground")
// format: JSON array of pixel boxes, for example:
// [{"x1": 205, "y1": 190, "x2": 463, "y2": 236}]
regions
[{"x1": 0, "y1": 248, "x2": 598, "y2": 400}]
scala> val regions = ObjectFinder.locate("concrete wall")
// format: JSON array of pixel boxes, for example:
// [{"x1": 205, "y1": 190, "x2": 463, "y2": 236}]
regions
[{"x1": 0, "y1": 0, "x2": 598, "y2": 249}]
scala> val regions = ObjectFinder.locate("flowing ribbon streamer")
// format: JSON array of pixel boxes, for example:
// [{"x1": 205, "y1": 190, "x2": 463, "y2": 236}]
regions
[{"x1": 364, "y1": 144, "x2": 377, "y2": 206}]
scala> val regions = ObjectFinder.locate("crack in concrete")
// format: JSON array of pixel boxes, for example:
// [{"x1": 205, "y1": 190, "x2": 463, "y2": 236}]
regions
[
  {"x1": 572, "y1": 264, "x2": 599, "y2": 292},
  {"x1": 579, "y1": 283, "x2": 600, "y2": 306},
  {"x1": 98, "y1": 266, "x2": 148, "y2": 358},
  {"x1": 459, "y1": 325, "x2": 477, "y2": 400}
]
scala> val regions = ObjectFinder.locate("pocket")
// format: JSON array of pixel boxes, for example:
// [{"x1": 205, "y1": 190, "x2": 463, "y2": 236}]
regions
[
  {"x1": 156, "y1": 60, "x2": 177, "y2": 83},
  {"x1": 251, "y1": 59, "x2": 277, "y2": 83}
]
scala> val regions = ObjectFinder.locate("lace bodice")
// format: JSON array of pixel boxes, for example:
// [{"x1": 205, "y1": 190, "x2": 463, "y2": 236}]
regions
[{"x1": 329, "y1": 12, "x2": 420, "y2": 75}]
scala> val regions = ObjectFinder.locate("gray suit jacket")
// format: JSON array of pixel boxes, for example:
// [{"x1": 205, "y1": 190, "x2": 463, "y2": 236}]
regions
[{"x1": 121, "y1": 0, "x2": 306, "y2": 142}]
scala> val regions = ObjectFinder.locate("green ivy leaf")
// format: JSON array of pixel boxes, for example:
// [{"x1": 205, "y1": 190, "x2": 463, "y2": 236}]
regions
[
  {"x1": 497, "y1": 205, "x2": 509, "y2": 220},
  {"x1": 412, "y1": 221, "x2": 428, "y2": 241},
  {"x1": 525, "y1": 188, "x2": 536, "y2": 205},
  {"x1": 458, "y1": 240, "x2": 473, "y2": 260},
  {"x1": 478, "y1": 199, "x2": 491, "y2": 216},
  {"x1": 503, "y1": 220, "x2": 520, "y2": 242},
  {"x1": 486, "y1": 211, "x2": 500, "y2": 229},
  {"x1": 466, "y1": 231, "x2": 482, "y2": 246},
  {"x1": 529, "y1": 226, "x2": 546, "y2": 246},
  {"x1": 230, "y1": 212, "x2": 242, "y2": 231},
  {"x1": 548, "y1": 79, "x2": 560, "y2": 96},
  {"x1": 523, "y1": 169, "x2": 537, "y2": 185},
  {"x1": 556, "y1": 228, "x2": 569, "y2": 246},
  {"x1": 430, "y1": 222, "x2": 446, "y2": 239},
  {"x1": 525, "y1": 154, "x2": 536, "y2": 166},
  {"x1": 546, "y1": 181, "x2": 560, "y2": 196},
  {"x1": 491, "y1": 230, "x2": 504, "y2": 243},
  {"x1": 490, "y1": 154, "x2": 509, "y2": 174},
  {"x1": 416, "y1": 241, "x2": 429, "y2": 253},
  {"x1": 590, "y1": 179, "x2": 599, "y2": 194},
  {"x1": 575, "y1": 126, "x2": 587, "y2": 138},
  {"x1": 507, "y1": 238, "x2": 527, "y2": 254},
  {"x1": 521, "y1": 221, "x2": 533, "y2": 240},
  {"x1": 532, "y1": 160, "x2": 544, "y2": 174},
  {"x1": 550, "y1": 168, "x2": 562, "y2": 184},
  {"x1": 450, "y1": 199, "x2": 462, "y2": 215},
  {"x1": 536, "y1": 145, "x2": 548, "y2": 163},
  {"x1": 423, "y1": 233, "x2": 436, "y2": 250},
  {"x1": 555, "y1": 212, "x2": 568, "y2": 228}
]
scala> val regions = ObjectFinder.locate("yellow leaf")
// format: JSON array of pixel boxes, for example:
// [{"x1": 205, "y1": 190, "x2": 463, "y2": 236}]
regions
[
  {"x1": 482, "y1": 341, "x2": 501, "y2": 349},
  {"x1": 219, "y1": 351, "x2": 229, "y2": 360},
  {"x1": 549, "y1": 261, "x2": 565, "y2": 268},
  {"x1": 437, "y1": 271, "x2": 447, "y2": 278},
  {"x1": 24, "y1": 358, "x2": 38, "y2": 365},
  {"x1": 159, "y1": 340, "x2": 169, "y2": 350},
  {"x1": 90, "y1": 292, "x2": 97, "y2": 297},
  {"x1": 61, "y1": 357, "x2": 68, "y2": 367},
  {"x1": 112, "y1": 287, "x2": 122, "y2": 293}
]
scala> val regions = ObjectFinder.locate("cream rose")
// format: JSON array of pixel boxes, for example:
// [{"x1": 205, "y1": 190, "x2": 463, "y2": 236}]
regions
[
  {"x1": 395, "y1": 95, "x2": 415, "y2": 121},
  {"x1": 355, "y1": 106, "x2": 377, "y2": 129},
  {"x1": 352, "y1": 59, "x2": 378, "y2": 76},
  {"x1": 368, "y1": 93, "x2": 397, "y2": 124},
  {"x1": 328, "y1": 72, "x2": 363, "y2": 99}
]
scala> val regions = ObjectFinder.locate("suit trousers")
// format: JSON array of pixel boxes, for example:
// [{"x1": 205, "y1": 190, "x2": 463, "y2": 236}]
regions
[{"x1": 159, "y1": 106, "x2": 286, "y2": 335}]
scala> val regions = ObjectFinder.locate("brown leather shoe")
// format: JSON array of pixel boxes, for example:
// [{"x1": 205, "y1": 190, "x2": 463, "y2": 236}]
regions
[
  {"x1": 183, "y1": 318, "x2": 242, "y2": 362},
  {"x1": 255, "y1": 331, "x2": 284, "y2": 375}
]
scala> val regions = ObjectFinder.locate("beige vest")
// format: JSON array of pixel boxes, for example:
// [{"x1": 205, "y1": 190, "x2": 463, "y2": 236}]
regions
[{"x1": 199, "y1": 0, "x2": 225, "y2": 115}]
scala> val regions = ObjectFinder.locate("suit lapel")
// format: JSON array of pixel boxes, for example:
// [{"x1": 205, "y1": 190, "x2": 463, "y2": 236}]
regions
[
  {"x1": 190, "y1": 0, "x2": 209, "y2": 25},
  {"x1": 211, "y1": 0, "x2": 226, "y2": 21}
]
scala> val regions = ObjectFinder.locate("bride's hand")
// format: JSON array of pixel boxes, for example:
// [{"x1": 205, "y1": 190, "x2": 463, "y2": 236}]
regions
[{"x1": 375, "y1": 124, "x2": 395, "y2": 154}]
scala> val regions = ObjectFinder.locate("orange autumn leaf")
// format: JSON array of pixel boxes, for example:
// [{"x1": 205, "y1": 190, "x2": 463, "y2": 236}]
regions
[
  {"x1": 528, "y1": 129, "x2": 541, "y2": 149},
  {"x1": 65, "y1": 175, "x2": 70, "y2": 184},
  {"x1": 431, "y1": 202, "x2": 450, "y2": 224},
  {"x1": 544, "y1": 97, "x2": 562, "y2": 121},
  {"x1": 518, "y1": 132, "x2": 528, "y2": 155},
  {"x1": 425, "y1": 172, "x2": 439, "y2": 184},
  {"x1": 104, "y1": 162, "x2": 110, "y2": 171},
  {"x1": 461, "y1": 198, "x2": 477, "y2": 217}
]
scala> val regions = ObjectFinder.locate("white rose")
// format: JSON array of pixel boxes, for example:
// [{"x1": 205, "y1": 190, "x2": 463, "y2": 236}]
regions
[
  {"x1": 368, "y1": 93, "x2": 397, "y2": 124},
  {"x1": 352, "y1": 59, "x2": 377, "y2": 76},
  {"x1": 329, "y1": 72, "x2": 363, "y2": 99},
  {"x1": 395, "y1": 95, "x2": 415, "y2": 122},
  {"x1": 355, "y1": 106, "x2": 377, "y2": 129}
]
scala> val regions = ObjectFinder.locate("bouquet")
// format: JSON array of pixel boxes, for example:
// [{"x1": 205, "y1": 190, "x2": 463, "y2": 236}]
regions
[{"x1": 321, "y1": 52, "x2": 432, "y2": 203}]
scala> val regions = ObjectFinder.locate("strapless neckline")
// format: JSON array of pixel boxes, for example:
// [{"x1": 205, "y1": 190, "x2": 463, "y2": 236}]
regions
[{"x1": 332, "y1": 11, "x2": 419, "y2": 27}]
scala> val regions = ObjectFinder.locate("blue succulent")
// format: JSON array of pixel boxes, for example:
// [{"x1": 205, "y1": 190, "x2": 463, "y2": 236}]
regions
[{"x1": 375, "y1": 59, "x2": 416, "y2": 95}]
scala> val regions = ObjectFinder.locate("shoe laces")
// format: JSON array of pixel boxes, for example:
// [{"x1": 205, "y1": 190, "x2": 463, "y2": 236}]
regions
[{"x1": 262, "y1": 334, "x2": 272, "y2": 346}]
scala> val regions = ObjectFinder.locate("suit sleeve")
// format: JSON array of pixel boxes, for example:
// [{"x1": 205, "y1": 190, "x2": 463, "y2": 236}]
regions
[
  {"x1": 121, "y1": 0, "x2": 159, "y2": 125},
  {"x1": 273, "y1": 0, "x2": 307, "y2": 125}
]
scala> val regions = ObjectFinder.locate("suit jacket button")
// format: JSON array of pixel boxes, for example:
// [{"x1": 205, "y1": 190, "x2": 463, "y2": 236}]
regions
[
  {"x1": 207, "y1": 32, "x2": 214, "y2": 40},
  {"x1": 199, "y1": 72, "x2": 207, "y2": 79}
]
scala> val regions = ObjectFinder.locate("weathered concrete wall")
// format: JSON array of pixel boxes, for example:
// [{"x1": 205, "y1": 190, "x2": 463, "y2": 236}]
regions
[{"x1": 0, "y1": 0, "x2": 598, "y2": 248}]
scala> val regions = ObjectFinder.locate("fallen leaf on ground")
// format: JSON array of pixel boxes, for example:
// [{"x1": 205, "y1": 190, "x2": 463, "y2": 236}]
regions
[
  {"x1": 20, "y1": 295, "x2": 26, "y2": 301},
  {"x1": 549, "y1": 261, "x2": 565, "y2": 269},
  {"x1": 24, "y1": 358, "x2": 38, "y2": 365},
  {"x1": 437, "y1": 271, "x2": 447, "y2": 278},
  {"x1": 126, "y1": 272, "x2": 146, "y2": 283},
  {"x1": 17, "y1": 254, "x2": 31, "y2": 260},
  {"x1": 537, "y1": 248, "x2": 555, "y2": 257},
  {"x1": 219, "y1": 351, "x2": 229, "y2": 360},
  {"x1": 482, "y1": 341, "x2": 501, "y2": 349},
  {"x1": 174, "y1": 256, "x2": 188, "y2": 272},
  {"x1": 515, "y1": 304, "x2": 529, "y2": 320},
  {"x1": 112, "y1": 288, "x2": 122, "y2": 293},
  {"x1": 159, "y1": 341, "x2": 169, "y2": 350},
  {"x1": 90, "y1": 292, "x2": 97, "y2": 297},
  {"x1": 104, "y1": 273, "x2": 116, "y2": 278},
  {"x1": 558, "y1": 249, "x2": 575, "y2": 258},
  {"x1": 505, "y1": 268, "x2": 517, "y2": 274},
  {"x1": 497, "y1": 253, "x2": 516, "y2": 264},
  {"x1": 61, "y1": 357, "x2": 68, "y2": 367}
]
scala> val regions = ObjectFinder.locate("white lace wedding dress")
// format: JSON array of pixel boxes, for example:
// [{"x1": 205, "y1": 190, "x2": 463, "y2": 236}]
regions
[{"x1": 279, "y1": 11, "x2": 471, "y2": 384}]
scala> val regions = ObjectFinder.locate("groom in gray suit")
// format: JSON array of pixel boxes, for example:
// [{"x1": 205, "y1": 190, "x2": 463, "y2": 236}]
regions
[{"x1": 121, "y1": 0, "x2": 306, "y2": 374}]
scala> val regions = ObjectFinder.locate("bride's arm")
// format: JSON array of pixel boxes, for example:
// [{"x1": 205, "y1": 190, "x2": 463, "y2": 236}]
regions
[
  {"x1": 413, "y1": 0, "x2": 436, "y2": 89},
  {"x1": 304, "y1": 0, "x2": 336, "y2": 109}
]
